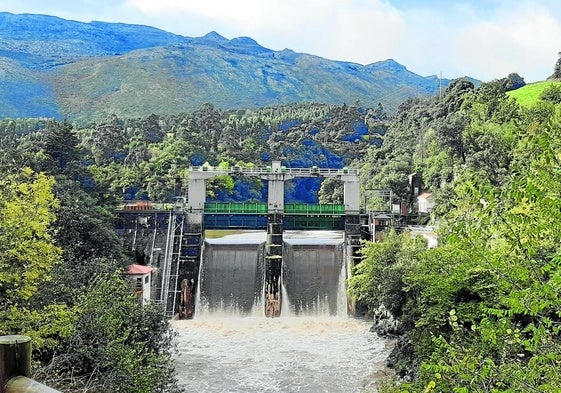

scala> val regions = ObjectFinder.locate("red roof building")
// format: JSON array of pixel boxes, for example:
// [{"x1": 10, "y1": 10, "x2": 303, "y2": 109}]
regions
[
  {"x1": 123, "y1": 264, "x2": 154, "y2": 305},
  {"x1": 124, "y1": 264, "x2": 154, "y2": 275}
]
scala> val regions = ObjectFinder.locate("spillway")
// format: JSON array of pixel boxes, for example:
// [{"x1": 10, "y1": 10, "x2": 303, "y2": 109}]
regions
[
  {"x1": 282, "y1": 231, "x2": 347, "y2": 316},
  {"x1": 174, "y1": 230, "x2": 392, "y2": 393},
  {"x1": 195, "y1": 230, "x2": 347, "y2": 317},
  {"x1": 196, "y1": 231, "x2": 265, "y2": 317}
]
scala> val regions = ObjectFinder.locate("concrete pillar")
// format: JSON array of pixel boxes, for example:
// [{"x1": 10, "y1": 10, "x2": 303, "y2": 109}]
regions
[
  {"x1": 267, "y1": 179, "x2": 284, "y2": 213},
  {"x1": 343, "y1": 179, "x2": 361, "y2": 214},
  {"x1": 264, "y1": 215, "x2": 283, "y2": 317},
  {"x1": 267, "y1": 161, "x2": 285, "y2": 213},
  {"x1": 187, "y1": 178, "x2": 206, "y2": 213}
]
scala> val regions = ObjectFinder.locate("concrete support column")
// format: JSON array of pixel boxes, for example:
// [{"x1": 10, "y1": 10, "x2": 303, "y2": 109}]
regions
[
  {"x1": 343, "y1": 179, "x2": 361, "y2": 214},
  {"x1": 267, "y1": 179, "x2": 285, "y2": 213},
  {"x1": 264, "y1": 214, "x2": 283, "y2": 317},
  {"x1": 187, "y1": 178, "x2": 206, "y2": 213}
]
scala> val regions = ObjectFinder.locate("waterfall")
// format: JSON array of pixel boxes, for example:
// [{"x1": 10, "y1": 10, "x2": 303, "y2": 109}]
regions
[
  {"x1": 282, "y1": 231, "x2": 347, "y2": 316},
  {"x1": 195, "y1": 232, "x2": 265, "y2": 318},
  {"x1": 195, "y1": 230, "x2": 347, "y2": 318}
]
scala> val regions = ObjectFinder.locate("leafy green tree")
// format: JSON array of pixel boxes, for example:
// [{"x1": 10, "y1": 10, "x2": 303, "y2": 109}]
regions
[
  {"x1": 0, "y1": 168, "x2": 61, "y2": 305},
  {"x1": 44, "y1": 273, "x2": 180, "y2": 393},
  {"x1": 318, "y1": 178, "x2": 343, "y2": 204},
  {"x1": 540, "y1": 83, "x2": 561, "y2": 104},
  {"x1": 82, "y1": 114, "x2": 127, "y2": 165},
  {"x1": 0, "y1": 168, "x2": 74, "y2": 348},
  {"x1": 548, "y1": 51, "x2": 561, "y2": 80},
  {"x1": 347, "y1": 230, "x2": 427, "y2": 317}
]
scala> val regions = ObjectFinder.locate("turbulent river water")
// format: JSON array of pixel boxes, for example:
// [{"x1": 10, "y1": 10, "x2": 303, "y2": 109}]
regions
[{"x1": 171, "y1": 231, "x2": 393, "y2": 393}]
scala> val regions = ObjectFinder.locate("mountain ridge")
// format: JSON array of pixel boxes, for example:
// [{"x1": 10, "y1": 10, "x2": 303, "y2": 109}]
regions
[{"x1": 0, "y1": 12, "x2": 468, "y2": 121}]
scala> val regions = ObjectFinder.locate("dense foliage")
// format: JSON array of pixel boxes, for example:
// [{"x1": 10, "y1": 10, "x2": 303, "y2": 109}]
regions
[
  {"x1": 0, "y1": 120, "x2": 179, "y2": 392},
  {"x1": 0, "y1": 101, "x2": 387, "y2": 392},
  {"x1": 77, "y1": 103, "x2": 386, "y2": 203},
  {"x1": 348, "y1": 74, "x2": 561, "y2": 391}
]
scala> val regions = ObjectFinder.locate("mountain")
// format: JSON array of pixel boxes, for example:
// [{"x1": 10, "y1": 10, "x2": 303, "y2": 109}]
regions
[{"x1": 0, "y1": 12, "x2": 462, "y2": 122}]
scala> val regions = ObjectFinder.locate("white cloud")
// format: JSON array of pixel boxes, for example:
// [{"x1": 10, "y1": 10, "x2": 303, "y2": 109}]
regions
[
  {"x1": 454, "y1": 3, "x2": 561, "y2": 81},
  {"x1": 125, "y1": 0, "x2": 406, "y2": 63}
]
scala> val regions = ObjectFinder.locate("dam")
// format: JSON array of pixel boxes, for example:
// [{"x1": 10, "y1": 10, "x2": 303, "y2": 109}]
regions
[
  {"x1": 194, "y1": 230, "x2": 348, "y2": 318},
  {"x1": 114, "y1": 162, "x2": 397, "y2": 391},
  {"x1": 115, "y1": 161, "x2": 392, "y2": 318}
]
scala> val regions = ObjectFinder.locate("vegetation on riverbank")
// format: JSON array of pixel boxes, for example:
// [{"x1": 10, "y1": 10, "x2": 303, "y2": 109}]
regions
[{"x1": 349, "y1": 69, "x2": 561, "y2": 391}]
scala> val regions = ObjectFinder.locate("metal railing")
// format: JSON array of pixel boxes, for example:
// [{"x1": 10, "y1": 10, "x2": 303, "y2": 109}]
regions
[
  {"x1": 190, "y1": 165, "x2": 359, "y2": 177},
  {"x1": 203, "y1": 202, "x2": 346, "y2": 215}
]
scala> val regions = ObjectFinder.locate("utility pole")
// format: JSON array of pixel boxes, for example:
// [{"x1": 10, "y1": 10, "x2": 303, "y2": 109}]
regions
[{"x1": 439, "y1": 71, "x2": 443, "y2": 100}]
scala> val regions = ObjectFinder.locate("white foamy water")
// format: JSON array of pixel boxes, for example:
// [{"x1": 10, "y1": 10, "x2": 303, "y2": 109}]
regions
[
  {"x1": 175, "y1": 230, "x2": 393, "y2": 392},
  {"x1": 172, "y1": 317, "x2": 393, "y2": 393}
]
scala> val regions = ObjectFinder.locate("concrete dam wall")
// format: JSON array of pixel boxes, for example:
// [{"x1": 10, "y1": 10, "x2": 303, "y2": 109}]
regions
[
  {"x1": 195, "y1": 231, "x2": 347, "y2": 317},
  {"x1": 197, "y1": 242, "x2": 265, "y2": 316}
]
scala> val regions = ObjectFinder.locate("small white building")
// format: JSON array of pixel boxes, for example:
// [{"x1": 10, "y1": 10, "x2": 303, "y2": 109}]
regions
[
  {"x1": 124, "y1": 264, "x2": 154, "y2": 306},
  {"x1": 417, "y1": 192, "x2": 435, "y2": 214}
]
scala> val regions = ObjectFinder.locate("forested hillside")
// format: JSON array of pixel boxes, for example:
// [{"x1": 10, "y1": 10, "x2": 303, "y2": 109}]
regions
[{"x1": 348, "y1": 71, "x2": 561, "y2": 391}]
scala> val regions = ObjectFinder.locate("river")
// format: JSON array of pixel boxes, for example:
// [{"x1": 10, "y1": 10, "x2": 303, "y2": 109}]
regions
[
  {"x1": 172, "y1": 317, "x2": 393, "y2": 393},
  {"x1": 171, "y1": 230, "x2": 394, "y2": 393}
]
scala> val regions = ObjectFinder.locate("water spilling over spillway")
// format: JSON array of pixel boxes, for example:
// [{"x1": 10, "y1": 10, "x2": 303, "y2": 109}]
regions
[
  {"x1": 173, "y1": 230, "x2": 393, "y2": 392},
  {"x1": 196, "y1": 231, "x2": 265, "y2": 317}
]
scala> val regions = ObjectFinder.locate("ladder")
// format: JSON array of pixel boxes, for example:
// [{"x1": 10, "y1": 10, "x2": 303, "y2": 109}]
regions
[
  {"x1": 160, "y1": 213, "x2": 185, "y2": 318},
  {"x1": 160, "y1": 212, "x2": 203, "y2": 318}
]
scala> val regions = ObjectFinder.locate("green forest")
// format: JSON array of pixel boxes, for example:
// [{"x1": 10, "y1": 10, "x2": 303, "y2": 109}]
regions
[{"x1": 1, "y1": 64, "x2": 561, "y2": 391}]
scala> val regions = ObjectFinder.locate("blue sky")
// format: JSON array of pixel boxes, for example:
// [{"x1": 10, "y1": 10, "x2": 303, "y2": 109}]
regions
[{"x1": 1, "y1": 0, "x2": 559, "y2": 82}]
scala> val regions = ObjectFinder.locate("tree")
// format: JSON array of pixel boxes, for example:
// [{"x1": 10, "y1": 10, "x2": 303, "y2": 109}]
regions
[
  {"x1": 548, "y1": 51, "x2": 561, "y2": 80},
  {"x1": 0, "y1": 168, "x2": 73, "y2": 349},
  {"x1": 0, "y1": 168, "x2": 61, "y2": 306},
  {"x1": 347, "y1": 230, "x2": 427, "y2": 317},
  {"x1": 540, "y1": 83, "x2": 561, "y2": 104},
  {"x1": 42, "y1": 273, "x2": 181, "y2": 393}
]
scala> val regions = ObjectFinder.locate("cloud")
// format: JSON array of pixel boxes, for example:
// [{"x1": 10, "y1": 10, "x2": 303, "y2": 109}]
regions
[
  {"x1": 453, "y1": 2, "x2": 561, "y2": 81},
  {"x1": 125, "y1": 0, "x2": 406, "y2": 62}
]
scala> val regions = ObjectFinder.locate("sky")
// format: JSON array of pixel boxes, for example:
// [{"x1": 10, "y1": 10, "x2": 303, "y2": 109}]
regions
[{"x1": 1, "y1": 0, "x2": 560, "y2": 82}]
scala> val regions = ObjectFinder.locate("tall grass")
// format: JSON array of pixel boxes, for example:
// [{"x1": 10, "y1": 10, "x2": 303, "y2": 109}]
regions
[{"x1": 507, "y1": 80, "x2": 561, "y2": 107}]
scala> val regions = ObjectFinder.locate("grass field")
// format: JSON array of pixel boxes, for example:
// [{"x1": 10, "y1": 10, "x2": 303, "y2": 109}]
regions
[{"x1": 507, "y1": 80, "x2": 561, "y2": 107}]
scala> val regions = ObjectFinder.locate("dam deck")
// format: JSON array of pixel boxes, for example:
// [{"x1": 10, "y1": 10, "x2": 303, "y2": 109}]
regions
[{"x1": 116, "y1": 202, "x2": 350, "y2": 231}]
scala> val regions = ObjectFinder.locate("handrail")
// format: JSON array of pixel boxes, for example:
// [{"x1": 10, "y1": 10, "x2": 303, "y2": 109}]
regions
[
  {"x1": 203, "y1": 202, "x2": 347, "y2": 215},
  {"x1": 190, "y1": 165, "x2": 359, "y2": 176}
]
